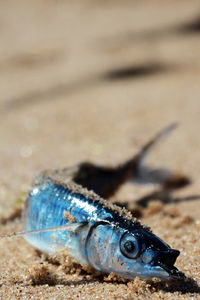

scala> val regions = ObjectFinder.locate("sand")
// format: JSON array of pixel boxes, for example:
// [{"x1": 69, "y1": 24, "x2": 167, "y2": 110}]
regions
[{"x1": 0, "y1": 0, "x2": 200, "y2": 298}]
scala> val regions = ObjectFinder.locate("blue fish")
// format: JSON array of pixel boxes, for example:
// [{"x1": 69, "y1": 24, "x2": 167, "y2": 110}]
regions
[{"x1": 4, "y1": 124, "x2": 187, "y2": 281}]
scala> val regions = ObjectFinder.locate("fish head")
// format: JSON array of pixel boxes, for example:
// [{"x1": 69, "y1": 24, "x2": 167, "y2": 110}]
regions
[{"x1": 86, "y1": 221, "x2": 185, "y2": 281}]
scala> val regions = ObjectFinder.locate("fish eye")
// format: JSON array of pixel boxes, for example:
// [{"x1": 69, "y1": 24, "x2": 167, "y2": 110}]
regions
[{"x1": 120, "y1": 233, "x2": 140, "y2": 259}]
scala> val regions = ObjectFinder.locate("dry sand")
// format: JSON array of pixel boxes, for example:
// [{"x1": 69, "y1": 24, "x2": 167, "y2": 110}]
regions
[{"x1": 0, "y1": 0, "x2": 200, "y2": 299}]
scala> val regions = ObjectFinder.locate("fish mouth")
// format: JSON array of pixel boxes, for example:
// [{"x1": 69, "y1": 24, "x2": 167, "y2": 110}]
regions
[
  {"x1": 157, "y1": 261, "x2": 186, "y2": 280},
  {"x1": 154, "y1": 249, "x2": 185, "y2": 280}
]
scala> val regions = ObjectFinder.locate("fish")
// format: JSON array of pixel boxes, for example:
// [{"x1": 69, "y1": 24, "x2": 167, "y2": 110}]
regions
[{"x1": 2, "y1": 124, "x2": 187, "y2": 281}]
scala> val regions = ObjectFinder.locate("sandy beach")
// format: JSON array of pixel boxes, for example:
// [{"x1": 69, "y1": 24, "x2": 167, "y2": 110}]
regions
[{"x1": 0, "y1": 0, "x2": 200, "y2": 298}]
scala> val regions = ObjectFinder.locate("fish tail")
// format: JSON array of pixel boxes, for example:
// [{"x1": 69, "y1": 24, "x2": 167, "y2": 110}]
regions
[
  {"x1": 119, "y1": 123, "x2": 177, "y2": 175},
  {"x1": 134, "y1": 122, "x2": 178, "y2": 165}
]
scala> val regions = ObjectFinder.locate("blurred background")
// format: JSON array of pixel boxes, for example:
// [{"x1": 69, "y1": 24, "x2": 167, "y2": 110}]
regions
[
  {"x1": 0, "y1": 0, "x2": 200, "y2": 214},
  {"x1": 0, "y1": 1, "x2": 200, "y2": 297},
  {"x1": 1, "y1": 0, "x2": 200, "y2": 213}
]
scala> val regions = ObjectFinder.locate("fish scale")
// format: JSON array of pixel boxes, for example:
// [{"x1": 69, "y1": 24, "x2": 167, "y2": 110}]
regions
[{"x1": 24, "y1": 177, "x2": 114, "y2": 257}]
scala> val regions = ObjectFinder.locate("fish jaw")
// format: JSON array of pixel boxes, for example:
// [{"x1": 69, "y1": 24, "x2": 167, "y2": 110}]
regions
[{"x1": 116, "y1": 262, "x2": 185, "y2": 281}]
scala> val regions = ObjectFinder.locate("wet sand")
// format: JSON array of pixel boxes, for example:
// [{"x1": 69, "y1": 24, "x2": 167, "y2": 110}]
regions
[{"x1": 0, "y1": 0, "x2": 200, "y2": 298}]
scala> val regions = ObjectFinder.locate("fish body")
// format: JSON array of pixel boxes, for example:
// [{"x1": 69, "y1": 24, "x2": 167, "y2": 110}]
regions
[
  {"x1": 21, "y1": 124, "x2": 188, "y2": 281},
  {"x1": 24, "y1": 171, "x2": 114, "y2": 261},
  {"x1": 24, "y1": 164, "x2": 184, "y2": 281}
]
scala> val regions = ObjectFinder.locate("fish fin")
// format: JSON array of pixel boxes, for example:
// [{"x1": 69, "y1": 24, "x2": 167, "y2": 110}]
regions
[
  {"x1": 0, "y1": 222, "x2": 86, "y2": 239},
  {"x1": 135, "y1": 122, "x2": 178, "y2": 163},
  {"x1": 122, "y1": 122, "x2": 190, "y2": 188},
  {"x1": 116, "y1": 123, "x2": 178, "y2": 180},
  {"x1": 122, "y1": 123, "x2": 178, "y2": 171}
]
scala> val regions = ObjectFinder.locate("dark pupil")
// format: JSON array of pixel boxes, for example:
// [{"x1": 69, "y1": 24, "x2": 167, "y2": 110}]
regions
[{"x1": 124, "y1": 240, "x2": 135, "y2": 253}]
